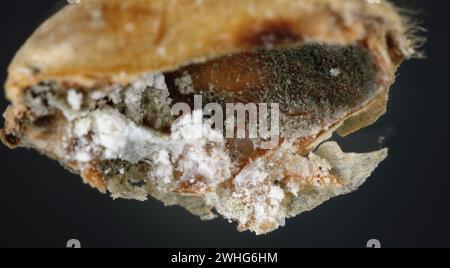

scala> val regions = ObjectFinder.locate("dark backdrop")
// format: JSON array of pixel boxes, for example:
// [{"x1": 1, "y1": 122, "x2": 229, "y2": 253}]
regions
[{"x1": 0, "y1": 0, "x2": 449, "y2": 248}]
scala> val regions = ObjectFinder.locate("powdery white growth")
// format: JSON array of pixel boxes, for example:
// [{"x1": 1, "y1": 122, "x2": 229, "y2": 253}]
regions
[
  {"x1": 330, "y1": 68, "x2": 341, "y2": 77},
  {"x1": 208, "y1": 140, "x2": 333, "y2": 234},
  {"x1": 70, "y1": 107, "x2": 231, "y2": 195},
  {"x1": 26, "y1": 84, "x2": 89, "y2": 121},
  {"x1": 143, "y1": 74, "x2": 173, "y2": 129},
  {"x1": 74, "y1": 118, "x2": 91, "y2": 137},
  {"x1": 210, "y1": 154, "x2": 287, "y2": 234},
  {"x1": 90, "y1": 90, "x2": 107, "y2": 101},
  {"x1": 43, "y1": 72, "x2": 387, "y2": 235},
  {"x1": 169, "y1": 110, "x2": 232, "y2": 191},
  {"x1": 125, "y1": 74, "x2": 155, "y2": 123},
  {"x1": 109, "y1": 86, "x2": 123, "y2": 104},
  {"x1": 175, "y1": 71, "x2": 195, "y2": 94},
  {"x1": 92, "y1": 109, "x2": 165, "y2": 162},
  {"x1": 124, "y1": 73, "x2": 173, "y2": 129},
  {"x1": 151, "y1": 149, "x2": 174, "y2": 185},
  {"x1": 269, "y1": 186, "x2": 285, "y2": 202},
  {"x1": 67, "y1": 90, "x2": 83, "y2": 111}
]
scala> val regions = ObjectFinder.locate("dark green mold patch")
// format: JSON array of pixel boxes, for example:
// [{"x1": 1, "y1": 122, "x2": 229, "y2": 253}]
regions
[
  {"x1": 257, "y1": 44, "x2": 377, "y2": 115},
  {"x1": 165, "y1": 43, "x2": 378, "y2": 136}
]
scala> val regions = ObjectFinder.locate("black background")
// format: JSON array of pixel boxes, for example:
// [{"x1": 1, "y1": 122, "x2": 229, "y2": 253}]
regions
[{"x1": 0, "y1": 0, "x2": 449, "y2": 248}]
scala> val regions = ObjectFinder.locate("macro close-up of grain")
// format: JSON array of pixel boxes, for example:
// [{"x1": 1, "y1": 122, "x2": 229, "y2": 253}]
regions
[{"x1": 0, "y1": 0, "x2": 448, "y2": 250}]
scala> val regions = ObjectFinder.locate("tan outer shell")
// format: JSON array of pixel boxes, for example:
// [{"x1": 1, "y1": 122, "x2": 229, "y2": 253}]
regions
[{"x1": 5, "y1": 0, "x2": 412, "y2": 103}]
